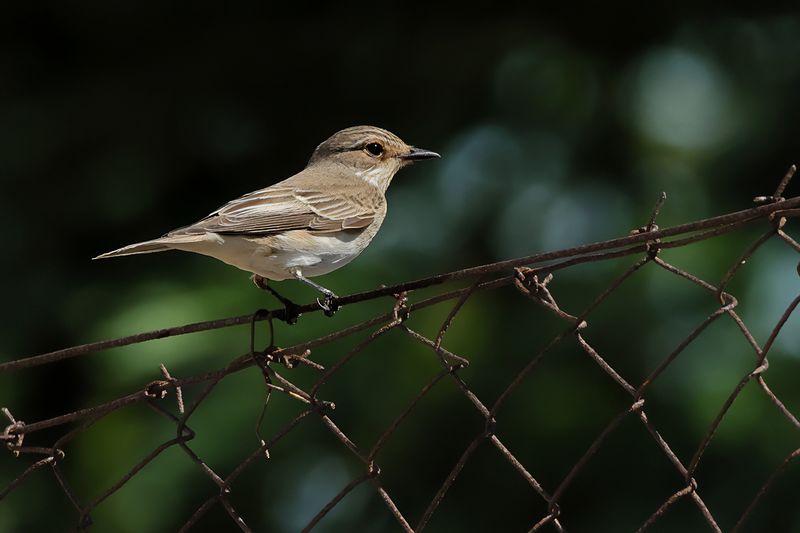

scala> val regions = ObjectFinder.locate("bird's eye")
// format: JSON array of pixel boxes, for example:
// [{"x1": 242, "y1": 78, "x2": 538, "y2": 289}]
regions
[{"x1": 365, "y1": 142, "x2": 384, "y2": 157}]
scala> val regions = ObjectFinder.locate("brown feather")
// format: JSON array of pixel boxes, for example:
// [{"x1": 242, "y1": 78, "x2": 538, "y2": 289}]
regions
[{"x1": 167, "y1": 164, "x2": 386, "y2": 237}]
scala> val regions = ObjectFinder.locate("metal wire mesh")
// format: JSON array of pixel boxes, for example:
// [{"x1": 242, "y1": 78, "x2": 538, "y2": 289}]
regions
[{"x1": 2, "y1": 168, "x2": 799, "y2": 531}]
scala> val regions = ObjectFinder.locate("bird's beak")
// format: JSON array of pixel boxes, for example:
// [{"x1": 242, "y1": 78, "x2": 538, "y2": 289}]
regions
[{"x1": 399, "y1": 147, "x2": 441, "y2": 161}]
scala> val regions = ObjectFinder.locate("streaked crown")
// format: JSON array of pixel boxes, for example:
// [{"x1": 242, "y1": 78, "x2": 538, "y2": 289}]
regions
[
  {"x1": 306, "y1": 126, "x2": 440, "y2": 191},
  {"x1": 308, "y1": 126, "x2": 408, "y2": 165}
]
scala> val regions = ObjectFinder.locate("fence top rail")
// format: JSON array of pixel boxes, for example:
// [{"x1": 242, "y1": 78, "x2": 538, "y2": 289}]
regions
[{"x1": 2, "y1": 189, "x2": 798, "y2": 375}]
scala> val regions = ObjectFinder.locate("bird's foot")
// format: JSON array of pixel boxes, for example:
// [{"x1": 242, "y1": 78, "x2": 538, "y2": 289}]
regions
[
  {"x1": 281, "y1": 302, "x2": 302, "y2": 325},
  {"x1": 290, "y1": 270, "x2": 341, "y2": 317},
  {"x1": 317, "y1": 292, "x2": 340, "y2": 317},
  {"x1": 252, "y1": 275, "x2": 302, "y2": 324}
]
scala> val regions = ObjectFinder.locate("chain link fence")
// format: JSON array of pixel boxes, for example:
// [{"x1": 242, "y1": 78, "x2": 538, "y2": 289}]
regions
[{"x1": 2, "y1": 168, "x2": 799, "y2": 531}]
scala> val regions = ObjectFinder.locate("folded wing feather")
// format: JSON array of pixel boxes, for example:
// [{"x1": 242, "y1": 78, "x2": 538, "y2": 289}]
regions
[{"x1": 170, "y1": 184, "x2": 379, "y2": 236}]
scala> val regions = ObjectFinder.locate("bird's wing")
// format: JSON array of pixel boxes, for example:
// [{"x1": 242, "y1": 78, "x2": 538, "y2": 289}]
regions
[{"x1": 170, "y1": 182, "x2": 380, "y2": 236}]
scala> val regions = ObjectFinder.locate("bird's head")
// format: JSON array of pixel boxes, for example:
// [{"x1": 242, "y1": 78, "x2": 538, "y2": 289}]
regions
[{"x1": 307, "y1": 125, "x2": 439, "y2": 191}]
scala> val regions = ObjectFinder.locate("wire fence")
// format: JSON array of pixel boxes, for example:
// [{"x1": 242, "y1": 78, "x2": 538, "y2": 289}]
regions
[{"x1": 2, "y1": 167, "x2": 799, "y2": 531}]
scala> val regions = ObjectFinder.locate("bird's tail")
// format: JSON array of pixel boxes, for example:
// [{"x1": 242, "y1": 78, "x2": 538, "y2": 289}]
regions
[
  {"x1": 93, "y1": 239, "x2": 173, "y2": 259},
  {"x1": 93, "y1": 235, "x2": 204, "y2": 260}
]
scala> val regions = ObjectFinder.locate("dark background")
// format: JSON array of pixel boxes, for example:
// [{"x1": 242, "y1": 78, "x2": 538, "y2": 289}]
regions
[{"x1": 2, "y1": 4, "x2": 800, "y2": 532}]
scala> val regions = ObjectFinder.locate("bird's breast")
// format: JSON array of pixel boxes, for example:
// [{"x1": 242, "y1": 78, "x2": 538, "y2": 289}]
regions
[{"x1": 251, "y1": 219, "x2": 383, "y2": 280}]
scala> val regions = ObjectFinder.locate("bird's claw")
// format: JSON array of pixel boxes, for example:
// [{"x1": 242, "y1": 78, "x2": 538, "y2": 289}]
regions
[
  {"x1": 282, "y1": 302, "x2": 301, "y2": 325},
  {"x1": 317, "y1": 294, "x2": 340, "y2": 317}
]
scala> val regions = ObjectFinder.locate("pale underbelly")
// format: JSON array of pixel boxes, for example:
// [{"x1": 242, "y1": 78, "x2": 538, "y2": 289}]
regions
[{"x1": 172, "y1": 230, "x2": 372, "y2": 281}]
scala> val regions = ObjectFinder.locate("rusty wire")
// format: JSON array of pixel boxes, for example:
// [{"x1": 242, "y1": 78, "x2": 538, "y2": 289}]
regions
[{"x1": 2, "y1": 166, "x2": 799, "y2": 531}]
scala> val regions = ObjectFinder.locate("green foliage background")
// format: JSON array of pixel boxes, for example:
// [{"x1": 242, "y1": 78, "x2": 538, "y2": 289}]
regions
[{"x1": 2, "y1": 4, "x2": 800, "y2": 532}]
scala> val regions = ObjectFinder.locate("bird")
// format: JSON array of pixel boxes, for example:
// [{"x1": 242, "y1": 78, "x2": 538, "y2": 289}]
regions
[{"x1": 94, "y1": 125, "x2": 440, "y2": 317}]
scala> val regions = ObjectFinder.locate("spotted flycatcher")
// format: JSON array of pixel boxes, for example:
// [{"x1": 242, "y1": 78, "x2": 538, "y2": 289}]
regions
[{"x1": 95, "y1": 126, "x2": 440, "y2": 314}]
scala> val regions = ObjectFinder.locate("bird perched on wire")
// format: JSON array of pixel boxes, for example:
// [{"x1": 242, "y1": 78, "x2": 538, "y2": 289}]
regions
[{"x1": 94, "y1": 125, "x2": 440, "y2": 317}]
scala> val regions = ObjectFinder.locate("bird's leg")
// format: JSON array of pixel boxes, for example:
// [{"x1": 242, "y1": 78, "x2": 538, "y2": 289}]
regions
[
  {"x1": 292, "y1": 270, "x2": 340, "y2": 317},
  {"x1": 251, "y1": 275, "x2": 301, "y2": 324}
]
